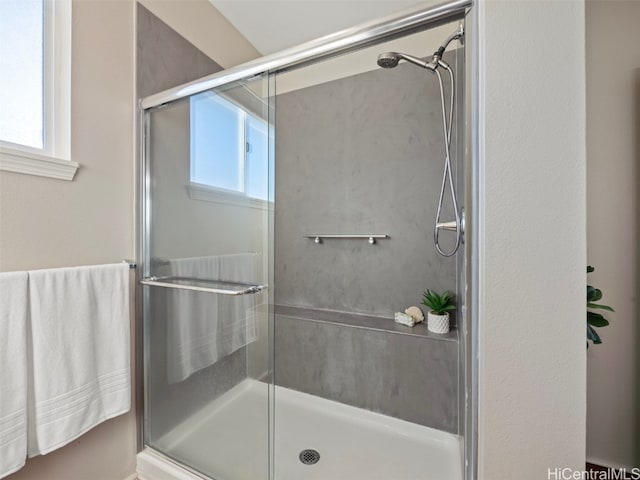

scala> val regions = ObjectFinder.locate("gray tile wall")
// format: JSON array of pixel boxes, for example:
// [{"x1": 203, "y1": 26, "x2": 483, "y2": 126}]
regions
[
  {"x1": 274, "y1": 56, "x2": 460, "y2": 318},
  {"x1": 137, "y1": 3, "x2": 222, "y2": 98},
  {"x1": 273, "y1": 52, "x2": 463, "y2": 432},
  {"x1": 274, "y1": 313, "x2": 458, "y2": 433}
]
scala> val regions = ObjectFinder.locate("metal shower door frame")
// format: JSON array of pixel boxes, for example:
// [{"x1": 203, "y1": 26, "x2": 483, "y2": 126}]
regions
[{"x1": 135, "y1": 1, "x2": 479, "y2": 479}]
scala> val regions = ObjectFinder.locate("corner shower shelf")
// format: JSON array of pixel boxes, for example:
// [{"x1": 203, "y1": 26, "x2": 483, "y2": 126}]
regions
[{"x1": 140, "y1": 276, "x2": 267, "y2": 296}]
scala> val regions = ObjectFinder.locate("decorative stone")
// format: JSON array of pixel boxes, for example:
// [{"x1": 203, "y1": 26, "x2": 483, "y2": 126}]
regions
[
  {"x1": 404, "y1": 306, "x2": 424, "y2": 323},
  {"x1": 394, "y1": 311, "x2": 416, "y2": 327}
]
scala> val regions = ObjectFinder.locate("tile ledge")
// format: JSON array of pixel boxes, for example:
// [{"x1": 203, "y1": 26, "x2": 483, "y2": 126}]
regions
[{"x1": 274, "y1": 304, "x2": 458, "y2": 341}]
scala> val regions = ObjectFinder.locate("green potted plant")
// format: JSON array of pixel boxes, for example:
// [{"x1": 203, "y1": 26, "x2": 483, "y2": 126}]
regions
[
  {"x1": 587, "y1": 266, "x2": 614, "y2": 346},
  {"x1": 422, "y1": 290, "x2": 456, "y2": 334}
]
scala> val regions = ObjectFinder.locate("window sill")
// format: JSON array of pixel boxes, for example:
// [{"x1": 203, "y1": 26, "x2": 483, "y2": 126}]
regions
[
  {"x1": 187, "y1": 182, "x2": 271, "y2": 211},
  {"x1": 0, "y1": 148, "x2": 79, "y2": 181}
]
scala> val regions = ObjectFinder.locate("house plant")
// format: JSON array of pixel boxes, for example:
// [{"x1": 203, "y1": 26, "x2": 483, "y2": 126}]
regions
[
  {"x1": 422, "y1": 290, "x2": 456, "y2": 334},
  {"x1": 587, "y1": 266, "x2": 614, "y2": 346}
]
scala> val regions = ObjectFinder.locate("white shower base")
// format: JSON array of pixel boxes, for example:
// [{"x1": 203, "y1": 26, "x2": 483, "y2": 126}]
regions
[{"x1": 137, "y1": 379, "x2": 462, "y2": 480}]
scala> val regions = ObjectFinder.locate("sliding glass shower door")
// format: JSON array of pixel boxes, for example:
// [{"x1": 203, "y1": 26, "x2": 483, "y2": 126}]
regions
[
  {"x1": 139, "y1": 8, "x2": 471, "y2": 480},
  {"x1": 142, "y1": 74, "x2": 275, "y2": 480}
]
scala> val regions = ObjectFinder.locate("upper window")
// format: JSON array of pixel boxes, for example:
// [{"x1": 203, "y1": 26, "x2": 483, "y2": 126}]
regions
[
  {"x1": 189, "y1": 91, "x2": 272, "y2": 204},
  {"x1": 0, "y1": 0, "x2": 75, "y2": 180},
  {"x1": 0, "y1": 0, "x2": 44, "y2": 149}
]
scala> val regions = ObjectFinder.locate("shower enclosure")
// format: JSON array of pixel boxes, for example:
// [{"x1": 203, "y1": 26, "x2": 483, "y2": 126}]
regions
[{"x1": 137, "y1": 1, "x2": 476, "y2": 479}]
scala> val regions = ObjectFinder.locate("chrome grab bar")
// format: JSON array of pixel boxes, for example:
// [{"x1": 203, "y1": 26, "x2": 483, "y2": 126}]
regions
[
  {"x1": 304, "y1": 234, "x2": 389, "y2": 245},
  {"x1": 140, "y1": 276, "x2": 267, "y2": 296}
]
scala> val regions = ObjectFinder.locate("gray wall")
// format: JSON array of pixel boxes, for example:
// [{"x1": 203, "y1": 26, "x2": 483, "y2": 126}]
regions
[
  {"x1": 274, "y1": 307, "x2": 459, "y2": 433},
  {"x1": 274, "y1": 57, "x2": 459, "y2": 318},
  {"x1": 137, "y1": 3, "x2": 222, "y2": 98},
  {"x1": 273, "y1": 52, "x2": 463, "y2": 432}
]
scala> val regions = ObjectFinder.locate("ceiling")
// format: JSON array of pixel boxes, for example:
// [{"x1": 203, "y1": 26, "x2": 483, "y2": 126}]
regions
[{"x1": 209, "y1": 0, "x2": 424, "y2": 55}]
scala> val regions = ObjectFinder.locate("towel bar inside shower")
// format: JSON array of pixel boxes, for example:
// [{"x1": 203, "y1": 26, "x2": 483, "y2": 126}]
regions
[
  {"x1": 304, "y1": 234, "x2": 389, "y2": 245},
  {"x1": 140, "y1": 276, "x2": 267, "y2": 296}
]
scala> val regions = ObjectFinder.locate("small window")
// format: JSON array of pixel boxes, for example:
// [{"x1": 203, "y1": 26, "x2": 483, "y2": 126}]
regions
[
  {"x1": 0, "y1": 0, "x2": 44, "y2": 150},
  {"x1": 0, "y1": 0, "x2": 75, "y2": 180},
  {"x1": 189, "y1": 91, "x2": 271, "y2": 204},
  {"x1": 245, "y1": 115, "x2": 269, "y2": 201}
]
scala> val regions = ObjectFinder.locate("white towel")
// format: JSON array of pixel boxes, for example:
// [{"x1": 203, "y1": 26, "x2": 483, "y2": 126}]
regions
[
  {"x1": 166, "y1": 254, "x2": 260, "y2": 383},
  {"x1": 0, "y1": 272, "x2": 28, "y2": 478},
  {"x1": 27, "y1": 264, "x2": 131, "y2": 456},
  {"x1": 218, "y1": 254, "x2": 259, "y2": 353}
]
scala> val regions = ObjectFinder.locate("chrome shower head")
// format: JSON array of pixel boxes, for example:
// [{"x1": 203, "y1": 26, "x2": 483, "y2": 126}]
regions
[
  {"x1": 377, "y1": 52, "x2": 401, "y2": 68},
  {"x1": 376, "y1": 52, "x2": 435, "y2": 71}
]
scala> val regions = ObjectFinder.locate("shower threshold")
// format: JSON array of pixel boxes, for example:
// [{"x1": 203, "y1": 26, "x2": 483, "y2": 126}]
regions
[{"x1": 138, "y1": 380, "x2": 462, "y2": 480}]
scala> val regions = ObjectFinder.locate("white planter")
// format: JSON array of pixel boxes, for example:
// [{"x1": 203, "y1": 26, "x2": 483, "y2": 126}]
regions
[{"x1": 427, "y1": 311, "x2": 450, "y2": 334}]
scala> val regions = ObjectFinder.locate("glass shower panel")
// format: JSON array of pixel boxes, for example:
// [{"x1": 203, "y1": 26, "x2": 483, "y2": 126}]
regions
[{"x1": 143, "y1": 74, "x2": 275, "y2": 480}]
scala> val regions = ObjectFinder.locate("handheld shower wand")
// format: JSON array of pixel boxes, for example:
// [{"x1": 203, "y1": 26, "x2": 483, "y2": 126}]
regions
[
  {"x1": 376, "y1": 52, "x2": 437, "y2": 71},
  {"x1": 376, "y1": 25, "x2": 464, "y2": 257},
  {"x1": 377, "y1": 26, "x2": 463, "y2": 72}
]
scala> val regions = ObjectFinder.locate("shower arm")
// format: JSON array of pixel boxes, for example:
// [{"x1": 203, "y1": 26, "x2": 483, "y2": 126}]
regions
[{"x1": 433, "y1": 24, "x2": 464, "y2": 61}]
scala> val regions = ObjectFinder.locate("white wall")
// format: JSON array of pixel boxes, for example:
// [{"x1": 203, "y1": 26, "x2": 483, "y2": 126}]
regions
[
  {"x1": 477, "y1": 1, "x2": 586, "y2": 478},
  {"x1": 0, "y1": 2, "x2": 137, "y2": 480},
  {"x1": 0, "y1": 1, "x2": 136, "y2": 273},
  {"x1": 585, "y1": 0, "x2": 640, "y2": 469},
  {"x1": 0, "y1": 1, "x2": 262, "y2": 479}
]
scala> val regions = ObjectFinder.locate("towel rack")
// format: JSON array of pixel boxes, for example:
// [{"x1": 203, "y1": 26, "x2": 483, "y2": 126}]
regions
[
  {"x1": 304, "y1": 234, "x2": 389, "y2": 245},
  {"x1": 140, "y1": 276, "x2": 267, "y2": 296}
]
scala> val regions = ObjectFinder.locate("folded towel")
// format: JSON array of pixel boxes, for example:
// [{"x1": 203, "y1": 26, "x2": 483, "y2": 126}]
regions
[
  {"x1": 27, "y1": 264, "x2": 131, "y2": 456},
  {"x1": 166, "y1": 254, "x2": 260, "y2": 383},
  {"x1": 218, "y1": 254, "x2": 259, "y2": 354},
  {"x1": 0, "y1": 272, "x2": 28, "y2": 478}
]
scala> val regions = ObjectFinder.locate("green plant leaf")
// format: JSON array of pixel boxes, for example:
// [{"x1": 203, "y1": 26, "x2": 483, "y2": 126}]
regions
[
  {"x1": 587, "y1": 303, "x2": 614, "y2": 312},
  {"x1": 585, "y1": 265, "x2": 614, "y2": 346},
  {"x1": 422, "y1": 289, "x2": 456, "y2": 315},
  {"x1": 587, "y1": 324, "x2": 602, "y2": 344},
  {"x1": 587, "y1": 311, "x2": 610, "y2": 327},
  {"x1": 587, "y1": 287, "x2": 603, "y2": 302}
]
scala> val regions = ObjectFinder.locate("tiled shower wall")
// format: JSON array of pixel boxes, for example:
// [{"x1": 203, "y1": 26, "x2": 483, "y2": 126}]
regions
[
  {"x1": 274, "y1": 307, "x2": 459, "y2": 433},
  {"x1": 274, "y1": 52, "x2": 462, "y2": 433},
  {"x1": 274, "y1": 57, "x2": 459, "y2": 317}
]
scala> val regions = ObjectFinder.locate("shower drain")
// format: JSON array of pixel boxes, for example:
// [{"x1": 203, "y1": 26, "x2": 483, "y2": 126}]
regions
[{"x1": 299, "y1": 449, "x2": 320, "y2": 465}]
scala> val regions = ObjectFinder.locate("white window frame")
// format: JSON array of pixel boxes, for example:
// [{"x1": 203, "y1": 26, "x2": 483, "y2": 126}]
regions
[
  {"x1": 0, "y1": 0, "x2": 77, "y2": 181},
  {"x1": 188, "y1": 94, "x2": 272, "y2": 210}
]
